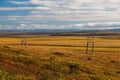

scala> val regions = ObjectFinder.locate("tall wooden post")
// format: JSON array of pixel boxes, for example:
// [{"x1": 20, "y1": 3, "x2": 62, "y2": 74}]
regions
[
  {"x1": 86, "y1": 33, "x2": 95, "y2": 54},
  {"x1": 21, "y1": 27, "x2": 27, "y2": 47},
  {"x1": 92, "y1": 42, "x2": 94, "y2": 54},
  {"x1": 21, "y1": 37, "x2": 27, "y2": 47},
  {"x1": 86, "y1": 41, "x2": 89, "y2": 54}
]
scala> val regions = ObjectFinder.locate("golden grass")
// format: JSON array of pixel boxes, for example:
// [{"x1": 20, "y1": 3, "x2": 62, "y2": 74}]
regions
[{"x1": 0, "y1": 36, "x2": 120, "y2": 80}]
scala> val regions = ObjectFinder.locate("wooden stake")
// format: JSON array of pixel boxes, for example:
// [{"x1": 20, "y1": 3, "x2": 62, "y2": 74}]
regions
[{"x1": 86, "y1": 33, "x2": 95, "y2": 54}]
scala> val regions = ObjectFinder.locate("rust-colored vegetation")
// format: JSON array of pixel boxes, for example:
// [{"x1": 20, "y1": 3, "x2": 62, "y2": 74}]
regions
[{"x1": 0, "y1": 35, "x2": 120, "y2": 80}]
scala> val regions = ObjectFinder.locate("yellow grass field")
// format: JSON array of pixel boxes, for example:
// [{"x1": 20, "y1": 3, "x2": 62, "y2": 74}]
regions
[{"x1": 0, "y1": 35, "x2": 120, "y2": 80}]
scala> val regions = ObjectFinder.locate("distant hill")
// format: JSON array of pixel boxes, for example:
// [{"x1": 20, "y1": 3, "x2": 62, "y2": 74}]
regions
[
  {"x1": 0, "y1": 28, "x2": 119, "y2": 37},
  {"x1": 0, "y1": 28, "x2": 120, "y2": 33}
]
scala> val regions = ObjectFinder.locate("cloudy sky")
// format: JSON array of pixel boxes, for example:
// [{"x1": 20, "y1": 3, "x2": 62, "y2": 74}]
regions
[{"x1": 0, "y1": 0, "x2": 120, "y2": 30}]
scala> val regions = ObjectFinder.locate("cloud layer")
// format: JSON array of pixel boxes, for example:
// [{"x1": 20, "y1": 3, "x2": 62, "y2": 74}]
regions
[
  {"x1": 0, "y1": 22, "x2": 120, "y2": 30},
  {"x1": 0, "y1": 0, "x2": 120, "y2": 30}
]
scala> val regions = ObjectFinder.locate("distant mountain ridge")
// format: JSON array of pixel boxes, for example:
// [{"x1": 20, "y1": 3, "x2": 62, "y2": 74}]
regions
[{"x1": 0, "y1": 28, "x2": 120, "y2": 33}]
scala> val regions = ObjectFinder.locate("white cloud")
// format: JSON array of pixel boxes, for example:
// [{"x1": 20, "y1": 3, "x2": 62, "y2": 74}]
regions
[
  {"x1": 0, "y1": 25, "x2": 14, "y2": 30},
  {"x1": 20, "y1": 24, "x2": 27, "y2": 27},
  {"x1": 0, "y1": 22, "x2": 120, "y2": 30},
  {"x1": 5, "y1": 0, "x2": 120, "y2": 21},
  {"x1": 9, "y1": 1, "x2": 29, "y2": 5},
  {"x1": 1, "y1": 10, "x2": 120, "y2": 21},
  {"x1": 0, "y1": 7, "x2": 50, "y2": 11},
  {"x1": 9, "y1": 0, "x2": 120, "y2": 11},
  {"x1": 0, "y1": 0, "x2": 119, "y2": 30}
]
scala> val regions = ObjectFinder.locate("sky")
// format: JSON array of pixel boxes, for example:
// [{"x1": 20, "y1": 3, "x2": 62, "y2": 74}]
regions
[{"x1": 0, "y1": 0, "x2": 120, "y2": 30}]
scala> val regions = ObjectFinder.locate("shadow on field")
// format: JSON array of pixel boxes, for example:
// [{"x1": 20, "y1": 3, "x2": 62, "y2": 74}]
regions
[{"x1": 7, "y1": 43, "x2": 120, "y2": 49}]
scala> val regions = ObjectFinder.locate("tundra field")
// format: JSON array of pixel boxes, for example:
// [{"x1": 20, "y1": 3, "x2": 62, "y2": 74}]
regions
[{"x1": 0, "y1": 32, "x2": 120, "y2": 80}]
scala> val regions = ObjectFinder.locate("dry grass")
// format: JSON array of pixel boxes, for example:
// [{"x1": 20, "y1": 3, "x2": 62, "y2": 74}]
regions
[{"x1": 0, "y1": 35, "x2": 120, "y2": 80}]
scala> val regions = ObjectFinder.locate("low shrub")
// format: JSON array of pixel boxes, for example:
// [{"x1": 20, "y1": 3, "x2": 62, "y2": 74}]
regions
[{"x1": 66, "y1": 62, "x2": 80, "y2": 74}]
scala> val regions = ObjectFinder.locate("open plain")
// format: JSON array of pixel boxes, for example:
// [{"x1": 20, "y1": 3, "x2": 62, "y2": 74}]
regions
[{"x1": 0, "y1": 31, "x2": 120, "y2": 80}]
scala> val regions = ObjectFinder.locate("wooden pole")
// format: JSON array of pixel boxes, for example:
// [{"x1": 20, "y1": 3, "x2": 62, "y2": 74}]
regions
[
  {"x1": 21, "y1": 26, "x2": 27, "y2": 47},
  {"x1": 86, "y1": 42, "x2": 89, "y2": 54},
  {"x1": 92, "y1": 42, "x2": 94, "y2": 54},
  {"x1": 86, "y1": 33, "x2": 95, "y2": 54}
]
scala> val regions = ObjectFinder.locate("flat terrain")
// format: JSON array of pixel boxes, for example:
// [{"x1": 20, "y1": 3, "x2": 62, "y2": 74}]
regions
[{"x1": 0, "y1": 32, "x2": 120, "y2": 80}]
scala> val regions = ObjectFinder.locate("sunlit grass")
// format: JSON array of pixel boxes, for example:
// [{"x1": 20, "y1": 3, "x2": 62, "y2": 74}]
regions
[{"x1": 0, "y1": 36, "x2": 120, "y2": 80}]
